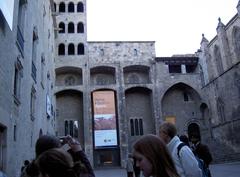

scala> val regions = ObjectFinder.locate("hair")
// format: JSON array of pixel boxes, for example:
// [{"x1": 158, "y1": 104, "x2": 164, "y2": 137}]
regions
[
  {"x1": 24, "y1": 135, "x2": 62, "y2": 177},
  {"x1": 35, "y1": 135, "x2": 61, "y2": 157},
  {"x1": 36, "y1": 148, "x2": 81, "y2": 177},
  {"x1": 159, "y1": 122, "x2": 177, "y2": 138},
  {"x1": 179, "y1": 134, "x2": 190, "y2": 146},
  {"x1": 133, "y1": 134, "x2": 179, "y2": 177}
]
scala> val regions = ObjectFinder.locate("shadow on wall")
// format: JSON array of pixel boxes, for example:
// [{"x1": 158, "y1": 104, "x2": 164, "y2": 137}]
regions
[{"x1": 0, "y1": 10, "x2": 6, "y2": 32}]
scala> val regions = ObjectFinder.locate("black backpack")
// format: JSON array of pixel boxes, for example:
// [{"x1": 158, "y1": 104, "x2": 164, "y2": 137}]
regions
[{"x1": 177, "y1": 143, "x2": 210, "y2": 177}]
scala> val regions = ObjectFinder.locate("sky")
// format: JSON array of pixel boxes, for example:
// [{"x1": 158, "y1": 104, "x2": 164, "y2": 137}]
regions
[
  {"x1": 87, "y1": 0, "x2": 238, "y2": 57},
  {"x1": 0, "y1": 0, "x2": 14, "y2": 30}
]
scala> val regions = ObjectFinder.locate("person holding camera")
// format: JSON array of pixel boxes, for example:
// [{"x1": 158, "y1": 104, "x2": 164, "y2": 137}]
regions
[{"x1": 21, "y1": 135, "x2": 95, "y2": 177}]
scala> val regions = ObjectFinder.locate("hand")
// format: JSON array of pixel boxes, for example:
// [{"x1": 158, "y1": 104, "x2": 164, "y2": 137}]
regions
[{"x1": 65, "y1": 135, "x2": 82, "y2": 152}]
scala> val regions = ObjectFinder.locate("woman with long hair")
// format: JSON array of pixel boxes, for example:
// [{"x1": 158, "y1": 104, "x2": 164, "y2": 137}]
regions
[
  {"x1": 133, "y1": 134, "x2": 180, "y2": 177},
  {"x1": 36, "y1": 148, "x2": 85, "y2": 177}
]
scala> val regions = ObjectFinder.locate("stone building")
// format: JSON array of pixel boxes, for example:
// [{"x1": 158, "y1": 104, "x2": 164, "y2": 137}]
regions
[
  {"x1": 0, "y1": 0, "x2": 56, "y2": 176},
  {"x1": 0, "y1": 0, "x2": 240, "y2": 176},
  {"x1": 198, "y1": 1, "x2": 240, "y2": 162}
]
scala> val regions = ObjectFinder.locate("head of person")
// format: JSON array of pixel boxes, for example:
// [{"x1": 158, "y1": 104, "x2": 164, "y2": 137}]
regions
[
  {"x1": 25, "y1": 135, "x2": 62, "y2": 177},
  {"x1": 36, "y1": 148, "x2": 78, "y2": 177},
  {"x1": 35, "y1": 135, "x2": 61, "y2": 157},
  {"x1": 189, "y1": 134, "x2": 201, "y2": 145},
  {"x1": 159, "y1": 122, "x2": 177, "y2": 144},
  {"x1": 133, "y1": 134, "x2": 179, "y2": 177},
  {"x1": 179, "y1": 134, "x2": 189, "y2": 146}
]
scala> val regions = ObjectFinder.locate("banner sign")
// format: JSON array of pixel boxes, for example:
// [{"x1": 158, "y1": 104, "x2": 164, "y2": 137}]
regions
[{"x1": 93, "y1": 91, "x2": 118, "y2": 148}]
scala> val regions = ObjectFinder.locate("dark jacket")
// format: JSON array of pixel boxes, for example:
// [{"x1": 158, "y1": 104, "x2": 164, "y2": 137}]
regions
[{"x1": 193, "y1": 142, "x2": 212, "y2": 167}]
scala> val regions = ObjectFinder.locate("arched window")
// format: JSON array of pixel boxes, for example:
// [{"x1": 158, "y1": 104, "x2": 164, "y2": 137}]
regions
[
  {"x1": 53, "y1": 3, "x2": 56, "y2": 12},
  {"x1": 214, "y1": 45, "x2": 223, "y2": 74},
  {"x1": 77, "y1": 2, "x2": 84, "y2": 12},
  {"x1": 58, "y1": 22, "x2": 65, "y2": 33},
  {"x1": 77, "y1": 22, "x2": 84, "y2": 33},
  {"x1": 68, "y1": 2, "x2": 74, "y2": 12},
  {"x1": 68, "y1": 22, "x2": 74, "y2": 33},
  {"x1": 217, "y1": 97, "x2": 225, "y2": 123},
  {"x1": 58, "y1": 43, "x2": 65, "y2": 55},
  {"x1": 233, "y1": 26, "x2": 240, "y2": 58},
  {"x1": 68, "y1": 43, "x2": 75, "y2": 55},
  {"x1": 59, "y1": 2, "x2": 65, "y2": 12},
  {"x1": 78, "y1": 43, "x2": 84, "y2": 55}
]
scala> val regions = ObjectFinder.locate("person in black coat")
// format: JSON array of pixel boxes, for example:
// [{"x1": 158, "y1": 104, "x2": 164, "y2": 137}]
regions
[{"x1": 190, "y1": 135, "x2": 213, "y2": 168}]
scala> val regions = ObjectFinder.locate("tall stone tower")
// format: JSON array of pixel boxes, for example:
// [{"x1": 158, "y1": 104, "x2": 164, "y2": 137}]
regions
[{"x1": 53, "y1": 0, "x2": 93, "y2": 161}]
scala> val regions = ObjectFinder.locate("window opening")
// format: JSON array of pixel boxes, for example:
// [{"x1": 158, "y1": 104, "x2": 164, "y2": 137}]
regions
[{"x1": 68, "y1": 44, "x2": 75, "y2": 55}]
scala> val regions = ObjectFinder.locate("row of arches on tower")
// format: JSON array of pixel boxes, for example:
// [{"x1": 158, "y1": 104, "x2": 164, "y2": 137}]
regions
[
  {"x1": 55, "y1": 65, "x2": 151, "y2": 86},
  {"x1": 58, "y1": 43, "x2": 85, "y2": 55},
  {"x1": 58, "y1": 22, "x2": 84, "y2": 34},
  {"x1": 54, "y1": 2, "x2": 84, "y2": 13}
]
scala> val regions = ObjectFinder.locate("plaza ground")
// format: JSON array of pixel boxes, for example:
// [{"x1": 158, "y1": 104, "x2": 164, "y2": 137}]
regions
[{"x1": 94, "y1": 161, "x2": 240, "y2": 177}]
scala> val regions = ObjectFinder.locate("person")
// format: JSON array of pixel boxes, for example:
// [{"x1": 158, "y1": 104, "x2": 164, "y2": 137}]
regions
[
  {"x1": 0, "y1": 170, "x2": 7, "y2": 177},
  {"x1": 36, "y1": 148, "x2": 82, "y2": 177},
  {"x1": 132, "y1": 134, "x2": 180, "y2": 177},
  {"x1": 21, "y1": 135, "x2": 62, "y2": 177},
  {"x1": 133, "y1": 157, "x2": 141, "y2": 177},
  {"x1": 179, "y1": 135, "x2": 190, "y2": 147},
  {"x1": 159, "y1": 122, "x2": 202, "y2": 177},
  {"x1": 190, "y1": 134, "x2": 212, "y2": 176},
  {"x1": 126, "y1": 153, "x2": 134, "y2": 177},
  {"x1": 21, "y1": 135, "x2": 95, "y2": 177}
]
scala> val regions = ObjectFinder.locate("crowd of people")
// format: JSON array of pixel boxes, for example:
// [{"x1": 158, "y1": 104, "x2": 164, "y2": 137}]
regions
[{"x1": 10, "y1": 121, "x2": 211, "y2": 177}]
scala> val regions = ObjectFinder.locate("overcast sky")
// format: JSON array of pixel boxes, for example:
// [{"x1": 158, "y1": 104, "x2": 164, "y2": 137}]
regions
[{"x1": 87, "y1": 0, "x2": 238, "y2": 57}]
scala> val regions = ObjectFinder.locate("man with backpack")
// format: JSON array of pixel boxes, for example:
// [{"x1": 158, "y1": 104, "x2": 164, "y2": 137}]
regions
[
  {"x1": 190, "y1": 134, "x2": 213, "y2": 177},
  {"x1": 159, "y1": 122, "x2": 202, "y2": 177}
]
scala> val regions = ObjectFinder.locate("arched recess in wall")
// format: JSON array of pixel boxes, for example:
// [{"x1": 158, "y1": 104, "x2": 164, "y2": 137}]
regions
[
  {"x1": 125, "y1": 87, "x2": 154, "y2": 152},
  {"x1": 59, "y1": 2, "x2": 65, "y2": 12},
  {"x1": 123, "y1": 65, "x2": 150, "y2": 84},
  {"x1": 68, "y1": 22, "x2": 74, "y2": 33},
  {"x1": 58, "y1": 22, "x2": 65, "y2": 33},
  {"x1": 90, "y1": 66, "x2": 116, "y2": 85},
  {"x1": 187, "y1": 122, "x2": 201, "y2": 141},
  {"x1": 55, "y1": 90, "x2": 84, "y2": 147},
  {"x1": 58, "y1": 43, "x2": 65, "y2": 55},
  {"x1": 77, "y1": 22, "x2": 84, "y2": 33},
  {"x1": 161, "y1": 82, "x2": 202, "y2": 135},
  {"x1": 232, "y1": 26, "x2": 240, "y2": 59},
  {"x1": 55, "y1": 66, "x2": 83, "y2": 86},
  {"x1": 77, "y1": 2, "x2": 84, "y2": 12},
  {"x1": 200, "y1": 103, "x2": 210, "y2": 126},
  {"x1": 68, "y1": 43, "x2": 75, "y2": 55},
  {"x1": 68, "y1": 2, "x2": 74, "y2": 12},
  {"x1": 77, "y1": 43, "x2": 84, "y2": 55},
  {"x1": 214, "y1": 45, "x2": 224, "y2": 75}
]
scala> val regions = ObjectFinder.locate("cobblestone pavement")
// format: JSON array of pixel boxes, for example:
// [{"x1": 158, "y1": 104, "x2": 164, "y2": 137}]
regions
[{"x1": 94, "y1": 162, "x2": 240, "y2": 177}]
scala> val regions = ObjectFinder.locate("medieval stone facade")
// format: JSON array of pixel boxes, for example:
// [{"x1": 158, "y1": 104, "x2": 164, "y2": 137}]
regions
[
  {"x1": 0, "y1": 0, "x2": 240, "y2": 176},
  {"x1": 0, "y1": 0, "x2": 56, "y2": 176}
]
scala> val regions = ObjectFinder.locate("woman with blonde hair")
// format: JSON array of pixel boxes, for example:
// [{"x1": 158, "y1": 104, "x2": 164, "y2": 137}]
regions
[{"x1": 133, "y1": 134, "x2": 180, "y2": 177}]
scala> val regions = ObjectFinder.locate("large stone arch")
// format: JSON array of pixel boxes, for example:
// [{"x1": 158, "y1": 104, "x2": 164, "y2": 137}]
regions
[
  {"x1": 55, "y1": 90, "x2": 84, "y2": 147},
  {"x1": 161, "y1": 82, "x2": 203, "y2": 135},
  {"x1": 90, "y1": 66, "x2": 116, "y2": 85},
  {"x1": 123, "y1": 65, "x2": 150, "y2": 84},
  {"x1": 55, "y1": 66, "x2": 83, "y2": 86},
  {"x1": 124, "y1": 87, "x2": 154, "y2": 151}
]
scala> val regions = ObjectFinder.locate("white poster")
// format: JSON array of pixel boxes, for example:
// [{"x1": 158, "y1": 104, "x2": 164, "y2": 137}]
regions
[
  {"x1": 93, "y1": 91, "x2": 118, "y2": 148},
  {"x1": 0, "y1": 0, "x2": 15, "y2": 30}
]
